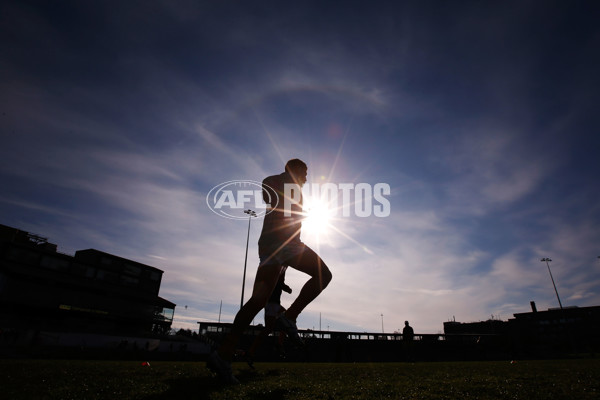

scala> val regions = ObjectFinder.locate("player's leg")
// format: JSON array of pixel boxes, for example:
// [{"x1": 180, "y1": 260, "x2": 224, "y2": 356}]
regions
[
  {"x1": 247, "y1": 304, "x2": 277, "y2": 359},
  {"x1": 275, "y1": 305, "x2": 287, "y2": 356},
  {"x1": 216, "y1": 263, "x2": 282, "y2": 361},
  {"x1": 285, "y1": 245, "x2": 332, "y2": 321}
]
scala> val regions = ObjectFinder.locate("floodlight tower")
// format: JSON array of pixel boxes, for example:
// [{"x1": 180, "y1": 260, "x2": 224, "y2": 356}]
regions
[
  {"x1": 540, "y1": 257, "x2": 563, "y2": 309},
  {"x1": 241, "y1": 209, "x2": 257, "y2": 310}
]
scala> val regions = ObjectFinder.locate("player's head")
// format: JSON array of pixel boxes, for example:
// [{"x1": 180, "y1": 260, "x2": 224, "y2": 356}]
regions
[
  {"x1": 285, "y1": 159, "x2": 307, "y2": 186},
  {"x1": 405, "y1": 321, "x2": 409, "y2": 326}
]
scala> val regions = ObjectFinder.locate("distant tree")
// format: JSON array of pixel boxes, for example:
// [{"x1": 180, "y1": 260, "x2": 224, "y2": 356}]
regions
[
  {"x1": 152, "y1": 323, "x2": 172, "y2": 336},
  {"x1": 176, "y1": 328, "x2": 193, "y2": 337}
]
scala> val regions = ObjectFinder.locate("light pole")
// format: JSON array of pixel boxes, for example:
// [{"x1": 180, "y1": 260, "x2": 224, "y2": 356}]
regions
[
  {"x1": 381, "y1": 313, "x2": 384, "y2": 333},
  {"x1": 241, "y1": 209, "x2": 257, "y2": 310},
  {"x1": 218, "y1": 300, "x2": 222, "y2": 323},
  {"x1": 541, "y1": 257, "x2": 563, "y2": 309}
]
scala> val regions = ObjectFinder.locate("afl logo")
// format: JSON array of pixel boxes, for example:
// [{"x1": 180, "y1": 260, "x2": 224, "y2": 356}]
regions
[{"x1": 206, "y1": 180, "x2": 278, "y2": 220}]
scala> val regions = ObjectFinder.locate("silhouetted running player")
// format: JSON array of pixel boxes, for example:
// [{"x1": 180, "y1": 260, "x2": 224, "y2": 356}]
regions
[
  {"x1": 245, "y1": 266, "x2": 291, "y2": 368},
  {"x1": 207, "y1": 159, "x2": 333, "y2": 384}
]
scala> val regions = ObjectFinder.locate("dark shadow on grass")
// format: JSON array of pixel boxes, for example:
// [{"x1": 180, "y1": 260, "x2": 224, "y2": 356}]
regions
[
  {"x1": 244, "y1": 388, "x2": 290, "y2": 400},
  {"x1": 139, "y1": 375, "x2": 222, "y2": 400},
  {"x1": 139, "y1": 368, "x2": 268, "y2": 399}
]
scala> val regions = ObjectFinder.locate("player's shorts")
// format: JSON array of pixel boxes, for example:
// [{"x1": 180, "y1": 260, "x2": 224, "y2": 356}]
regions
[
  {"x1": 265, "y1": 303, "x2": 284, "y2": 318},
  {"x1": 259, "y1": 240, "x2": 306, "y2": 267}
]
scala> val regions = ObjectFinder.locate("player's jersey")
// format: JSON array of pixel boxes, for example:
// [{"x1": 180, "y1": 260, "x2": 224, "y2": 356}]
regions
[{"x1": 258, "y1": 172, "x2": 303, "y2": 257}]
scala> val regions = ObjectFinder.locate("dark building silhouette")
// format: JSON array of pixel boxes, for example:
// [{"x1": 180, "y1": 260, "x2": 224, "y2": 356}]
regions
[
  {"x1": 0, "y1": 224, "x2": 175, "y2": 336},
  {"x1": 444, "y1": 302, "x2": 600, "y2": 357},
  {"x1": 444, "y1": 318, "x2": 508, "y2": 336},
  {"x1": 508, "y1": 302, "x2": 600, "y2": 355}
]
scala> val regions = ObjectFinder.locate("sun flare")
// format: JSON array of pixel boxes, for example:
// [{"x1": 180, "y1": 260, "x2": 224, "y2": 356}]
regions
[{"x1": 302, "y1": 197, "x2": 335, "y2": 237}]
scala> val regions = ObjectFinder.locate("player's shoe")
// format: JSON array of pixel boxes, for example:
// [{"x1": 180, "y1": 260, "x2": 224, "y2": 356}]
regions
[
  {"x1": 275, "y1": 314, "x2": 304, "y2": 347},
  {"x1": 206, "y1": 351, "x2": 240, "y2": 385}
]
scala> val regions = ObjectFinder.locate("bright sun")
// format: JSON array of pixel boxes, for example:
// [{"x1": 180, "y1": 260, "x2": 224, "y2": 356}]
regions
[{"x1": 302, "y1": 197, "x2": 335, "y2": 237}]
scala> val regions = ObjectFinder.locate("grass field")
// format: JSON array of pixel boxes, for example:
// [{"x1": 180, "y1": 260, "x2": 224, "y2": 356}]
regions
[{"x1": 1, "y1": 358, "x2": 599, "y2": 400}]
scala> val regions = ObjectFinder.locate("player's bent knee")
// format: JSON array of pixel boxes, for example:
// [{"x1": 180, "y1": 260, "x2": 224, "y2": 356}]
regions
[{"x1": 321, "y1": 267, "x2": 332, "y2": 288}]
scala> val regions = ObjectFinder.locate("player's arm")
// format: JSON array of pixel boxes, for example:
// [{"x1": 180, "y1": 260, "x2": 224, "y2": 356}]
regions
[{"x1": 262, "y1": 177, "x2": 276, "y2": 206}]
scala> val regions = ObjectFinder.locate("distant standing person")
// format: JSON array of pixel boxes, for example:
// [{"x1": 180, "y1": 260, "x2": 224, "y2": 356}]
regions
[
  {"x1": 207, "y1": 159, "x2": 333, "y2": 384},
  {"x1": 402, "y1": 320, "x2": 415, "y2": 362},
  {"x1": 403, "y1": 321, "x2": 414, "y2": 341}
]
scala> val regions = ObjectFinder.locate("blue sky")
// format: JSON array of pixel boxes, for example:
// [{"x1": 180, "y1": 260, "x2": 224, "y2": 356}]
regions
[{"x1": 2, "y1": 1, "x2": 599, "y2": 334}]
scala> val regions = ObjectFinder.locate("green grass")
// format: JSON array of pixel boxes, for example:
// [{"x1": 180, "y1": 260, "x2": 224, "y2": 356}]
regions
[{"x1": 1, "y1": 359, "x2": 599, "y2": 399}]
